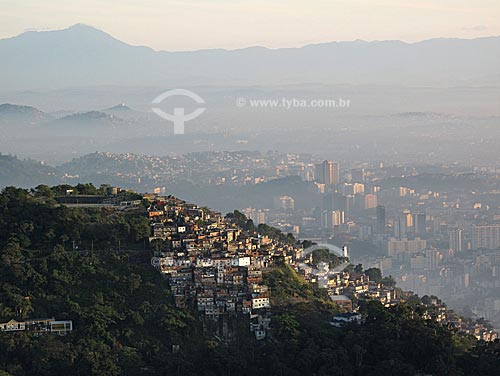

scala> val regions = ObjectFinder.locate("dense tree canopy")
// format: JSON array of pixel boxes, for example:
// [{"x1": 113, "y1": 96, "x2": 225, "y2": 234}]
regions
[{"x1": 0, "y1": 187, "x2": 499, "y2": 375}]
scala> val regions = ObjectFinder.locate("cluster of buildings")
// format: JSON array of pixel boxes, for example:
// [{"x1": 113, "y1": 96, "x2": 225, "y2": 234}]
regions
[
  {"x1": 144, "y1": 191, "x2": 495, "y2": 342},
  {"x1": 146, "y1": 194, "x2": 301, "y2": 340},
  {"x1": 295, "y1": 255, "x2": 401, "y2": 309},
  {"x1": 235, "y1": 160, "x2": 500, "y2": 333},
  {"x1": 74, "y1": 151, "x2": 322, "y2": 190},
  {"x1": 297, "y1": 258, "x2": 497, "y2": 340},
  {"x1": 420, "y1": 298, "x2": 497, "y2": 342}
]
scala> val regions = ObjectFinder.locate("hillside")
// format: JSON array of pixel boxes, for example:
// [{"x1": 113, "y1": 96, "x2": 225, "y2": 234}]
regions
[
  {"x1": 0, "y1": 104, "x2": 49, "y2": 124},
  {"x1": 0, "y1": 185, "x2": 499, "y2": 375},
  {"x1": 0, "y1": 154, "x2": 60, "y2": 187}
]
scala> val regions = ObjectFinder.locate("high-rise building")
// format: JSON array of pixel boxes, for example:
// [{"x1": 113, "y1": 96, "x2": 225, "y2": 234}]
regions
[
  {"x1": 242, "y1": 208, "x2": 267, "y2": 225},
  {"x1": 388, "y1": 237, "x2": 427, "y2": 256},
  {"x1": 255, "y1": 210, "x2": 267, "y2": 225},
  {"x1": 364, "y1": 194, "x2": 378, "y2": 209},
  {"x1": 375, "y1": 205, "x2": 386, "y2": 234},
  {"x1": 409, "y1": 249, "x2": 440, "y2": 270},
  {"x1": 334, "y1": 210, "x2": 345, "y2": 225},
  {"x1": 320, "y1": 210, "x2": 344, "y2": 228},
  {"x1": 315, "y1": 161, "x2": 330, "y2": 185},
  {"x1": 394, "y1": 219, "x2": 402, "y2": 238},
  {"x1": 342, "y1": 182, "x2": 364, "y2": 195},
  {"x1": 425, "y1": 249, "x2": 440, "y2": 270},
  {"x1": 404, "y1": 210, "x2": 413, "y2": 229},
  {"x1": 414, "y1": 213, "x2": 426, "y2": 236},
  {"x1": 472, "y1": 225, "x2": 500, "y2": 250},
  {"x1": 315, "y1": 160, "x2": 340, "y2": 185},
  {"x1": 353, "y1": 183, "x2": 365, "y2": 194},
  {"x1": 321, "y1": 210, "x2": 335, "y2": 229},
  {"x1": 448, "y1": 228, "x2": 463, "y2": 252},
  {"x1": 394, "y1": 217, "x2": 407, "y2": 238},
  {"x1": 332, "y1": 162, "x2": 340, "y2": 185},
  {"x1": 299, "y1": 165, "x2": 315, "y2": 182}
]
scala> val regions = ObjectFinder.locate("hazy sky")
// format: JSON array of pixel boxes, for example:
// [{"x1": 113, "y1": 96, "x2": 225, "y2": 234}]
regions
[{"x1": 0, "y1": 0, "x2": 499, "y2": 50}]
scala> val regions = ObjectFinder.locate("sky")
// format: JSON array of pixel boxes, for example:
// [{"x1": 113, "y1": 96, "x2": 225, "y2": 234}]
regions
[{"x1": 0, "y1": 0, "x2": 499, "y2": 51}]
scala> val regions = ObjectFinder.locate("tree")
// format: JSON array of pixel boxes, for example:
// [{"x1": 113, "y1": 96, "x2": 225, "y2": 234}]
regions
[
  {"x1": 354, "y1": 264, "x2": 363, "y2": 274},
  {"x1": 381, "y1": 276, "x2": 396, "y2": 288},
  {"x1": 32, "y1": 184, "x2": 54, "y2": 199},
  {"x1": 150, "y1": 239, "x2": 165, "y2": 253},
  {"x1": 51, "y1": 184, "x2": 75, "y2": 196},
  {"x1": 75, "y1": 183, "x2": 99, "y2": 195},
  {"x1": 365, "y1": 268, "x2": 382, "y2": 283},
  {"x1": 128, "y1": 216, "x2": 150, "y2": 241},
  {"x1": 302, "y1": 240, "x2": 314, "y2": 249}
]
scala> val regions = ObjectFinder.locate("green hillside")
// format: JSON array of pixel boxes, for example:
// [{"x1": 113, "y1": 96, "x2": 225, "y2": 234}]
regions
[{"x1": 0, "y1": 186, "x2": 499, "y2": 375}]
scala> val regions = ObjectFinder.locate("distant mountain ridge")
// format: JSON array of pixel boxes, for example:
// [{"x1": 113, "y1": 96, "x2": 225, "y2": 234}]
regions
[
  {"x1": 0, "y1": 24, "x2": 499, "y2": 90},
  {"x1": 0, "y1": 103, "x2": 50, "y2": 123},
  {"x1": 53, "y1": 110, "x2": 123, "y2": 123},
  {"x1": 0, "y1": 103, "x2": 44, "y2": 115},
  {"x1": 0, "y1": 154, "x2": 59, "y2": 187},
  {"x1": 0, "y1": 103, "x2": 130, "y2": 127},
  {"x1": 104, "y1": 103, "x2": 131, "y2": 111}
]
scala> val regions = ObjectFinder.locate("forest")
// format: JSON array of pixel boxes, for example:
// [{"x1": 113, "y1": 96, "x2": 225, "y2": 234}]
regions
[{"x1": 0, "y1": 185, "x2": 499, "y2": 375}]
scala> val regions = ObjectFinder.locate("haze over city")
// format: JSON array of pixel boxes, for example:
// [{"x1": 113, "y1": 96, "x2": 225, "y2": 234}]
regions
[{"x1": 1, "y1": 1, "x2": 500, "y2": 375}]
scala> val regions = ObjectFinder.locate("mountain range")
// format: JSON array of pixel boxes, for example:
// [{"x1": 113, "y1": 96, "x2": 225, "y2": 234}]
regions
[
  {"x1": 0, "y1": 103, "x2": 50, "y2": 123},
  {"x1": 0, "y1": 24, "x2": 499, "y2": 90},
  {"x1": 0, "y1": 103, "x2": 129, "y2": 129}
]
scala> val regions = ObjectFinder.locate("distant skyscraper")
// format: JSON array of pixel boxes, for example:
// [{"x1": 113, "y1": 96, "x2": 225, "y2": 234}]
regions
[
  {"x1": 472, "y1": 225, "x2": 500, "y2": 250},
  {"x1": 334, "y1": 210, "x2": 345, "y2": 225},
  {"x1": 321, "y1": 210, "x2": 335, "y2": 229},
  {"x1": 414, "y1": 213, "x2": 426, "y2": 236},
  {"x1": 364, "y1": 194, "x2": 378, "y2": 209},
  {"x1": 332, "y1": 162, "x2": 340, "y2": 185},
  {"x1": 255, "y1": 210, "x2": 267, "y2": 225},
  {"x1": 387, "y1": 237, "x2": 427, "y2": 256},
  {"x1": 320, "y1": 210, "x2": 344, "y2": 229},
  {"x1": 242, "y1": 208, "x2": 267, "y2": 225},
  {"x1": 315, "y1": 160, "x2": 340, "y2": 185},
  {"x1": 448, "y1": 228, "x2": 463, "y2": 252},
  {"x1": 375, "y1": 205, "x2": 386, "y2": 234},
  {"x1": 315, "y1": 163, "x2": 323, "y2": 184},
  {"x1": 394, "y1": 217, "x2": 407, "y2": 238},
  {"x1": 394, "y1": 219, "x2": 401, "y2": 238},
  {"x1": 353, "y1": 183, "x2": 365, "y2": 194},
  {"x1": 404, "y1": 210, "x2": 413, "y2": 229}
]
